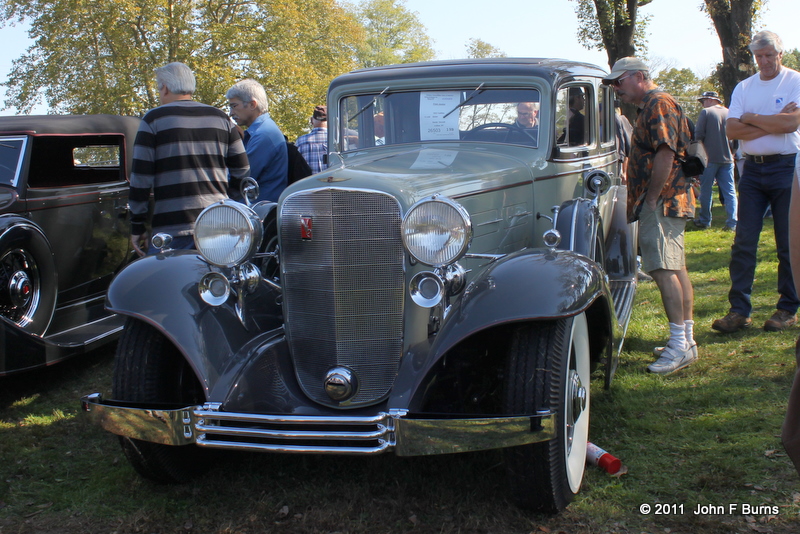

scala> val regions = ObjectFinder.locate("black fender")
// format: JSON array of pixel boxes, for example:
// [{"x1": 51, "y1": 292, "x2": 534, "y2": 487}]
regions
[
  {"x1": 0, "y1": 216, "x2": 58, "y2": 336},
  {"x1": 556, "y1": 197, "x2": 601, "y2": 260},
  {"x1": 252, "y1": 200, "x2": 278, "y2": 231},
  {"x1": 252, "y1": 201, "x2": 279, "y2": 280},
  {"x1": 429, "y1": 248, "x2": 614, "y2": 365},
  {"x1": 399, "y1": 248, "x2": 615, "y2": 412},
  {"x1": 603, "y1": 185, "x2": 638, "y2": 280},
  {"x1": 399, "y1": 248, "x2": 617, "y2": 409},
  {"x1": 105, "y1": 250, "x2": 284, "y2": 397}
]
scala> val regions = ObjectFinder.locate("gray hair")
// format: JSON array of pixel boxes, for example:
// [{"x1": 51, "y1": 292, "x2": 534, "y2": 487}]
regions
[
  {"x1": 749, "y1": 30, "x2": 784, "y2": 54},
  {"x1": 226, "y1": 79, "x2": 269, "y2": 114},
  {"x1": 155, "y1": 62, "x2": 196, "y2": 95}
]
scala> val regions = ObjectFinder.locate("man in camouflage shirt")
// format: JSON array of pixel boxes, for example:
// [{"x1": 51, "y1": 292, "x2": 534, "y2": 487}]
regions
[{"x1": 605, "y1": 57, "x2": 697, "y2": 375}]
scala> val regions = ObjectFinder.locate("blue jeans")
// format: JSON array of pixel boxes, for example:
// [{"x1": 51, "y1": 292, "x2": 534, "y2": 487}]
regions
[
  {"x1": 728, "y1": 155, "x2": 798, "y2": 316},
  {"x1": 697, "y1": 162, "x2": 737, "y2": 228}
]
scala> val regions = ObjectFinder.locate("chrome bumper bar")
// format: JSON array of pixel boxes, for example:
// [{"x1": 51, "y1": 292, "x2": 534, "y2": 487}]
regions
[{"x1": 81, "y1": 393, "x2": 555, "y2": 456}]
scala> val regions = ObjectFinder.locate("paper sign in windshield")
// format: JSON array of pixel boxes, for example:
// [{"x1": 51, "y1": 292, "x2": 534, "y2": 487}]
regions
[{"x1": 420, "y1": 92, "x2": 461, "y2": 141}]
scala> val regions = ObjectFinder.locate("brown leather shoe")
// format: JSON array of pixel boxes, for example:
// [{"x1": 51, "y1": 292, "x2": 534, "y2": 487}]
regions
[
  {"x1": 763, "y1": 310, "x2": 798, "y2": 332},
  {"x1": 712, "y1": 312, "x2": 752, "y2": 333}
]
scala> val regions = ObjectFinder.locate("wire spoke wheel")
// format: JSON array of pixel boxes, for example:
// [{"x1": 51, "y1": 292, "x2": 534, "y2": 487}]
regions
[{"x1": 0, "y1": 248, "x2": 40, "y2": 326}]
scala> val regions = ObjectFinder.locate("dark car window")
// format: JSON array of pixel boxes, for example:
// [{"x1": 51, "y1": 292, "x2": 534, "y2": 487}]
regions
[
  {"x1": 27, "y1": 135, "x2": 125, "y2": 188},
  {"x1": 338, "y1": 88, "x2": 541, "y2": 151},
  {"x1": 599, "y1": 85, "x2": 616, "y2": 146},
  {"x1": 555, "y1": 84, "x2": 592, "y2": 148},
  {"x1": 0, "y1": 136, "x2": 27, "y2": 187}
]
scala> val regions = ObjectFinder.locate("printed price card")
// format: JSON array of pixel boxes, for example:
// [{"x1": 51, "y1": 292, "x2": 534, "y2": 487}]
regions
[{"x1": 420, "y1": 92, "x2": 461, "y2": 141}]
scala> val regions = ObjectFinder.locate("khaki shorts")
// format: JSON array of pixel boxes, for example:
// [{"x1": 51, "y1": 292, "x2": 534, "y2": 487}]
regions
[{"x1": 638, "y1": 200, "x2": 687, "y2": 272}]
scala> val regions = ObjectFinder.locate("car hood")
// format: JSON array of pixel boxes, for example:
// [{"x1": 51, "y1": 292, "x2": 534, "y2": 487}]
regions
[{"x1": 288, "y1": 143, "x2": 542, "y2": 207}]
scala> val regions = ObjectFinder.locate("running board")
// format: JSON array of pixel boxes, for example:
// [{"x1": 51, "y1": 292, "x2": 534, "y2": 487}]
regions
[{"x1": 609, "y1": 279, "x2": 636, "y2": 330}]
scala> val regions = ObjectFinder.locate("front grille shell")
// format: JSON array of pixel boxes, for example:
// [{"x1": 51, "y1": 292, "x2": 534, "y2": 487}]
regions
[{"x1": 280, "y1": 189, "x2": 405, "y2": 407}]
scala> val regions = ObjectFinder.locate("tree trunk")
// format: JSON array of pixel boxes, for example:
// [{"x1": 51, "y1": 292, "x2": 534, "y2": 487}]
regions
[{"x1": 704, "y1": 0, "x2": 757, "y2": 106}]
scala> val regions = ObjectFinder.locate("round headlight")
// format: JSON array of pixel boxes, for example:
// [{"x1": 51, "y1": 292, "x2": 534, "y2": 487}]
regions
[
  {"x1": 194, "y1": 200, "x2": 263, "y2": 267},
  {"x1": 402, "y1": 197, "x2": 472, "y2": 267}
]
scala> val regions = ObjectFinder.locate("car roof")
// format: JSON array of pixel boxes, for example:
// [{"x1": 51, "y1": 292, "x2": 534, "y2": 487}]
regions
[
  {"x1": 0, "y1": 114, "x2": 141, "y2": 138},
  {"x1": 329, "y1": 57, "x2": 610, "y2": 91}
]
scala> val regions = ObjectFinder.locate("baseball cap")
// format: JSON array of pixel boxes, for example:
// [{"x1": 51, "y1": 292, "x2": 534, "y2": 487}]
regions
[{"x1": 603, "y1": 57, "x2": 650, "y2": 84}]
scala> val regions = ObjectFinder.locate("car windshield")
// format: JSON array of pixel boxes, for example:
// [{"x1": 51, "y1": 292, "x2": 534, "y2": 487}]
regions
[
  {"x1": 0, "y1": 136, "x2": 26, "y2": 187},
  {"x1": 337, "y1": 88, "x2": 541, "y2": 152}
]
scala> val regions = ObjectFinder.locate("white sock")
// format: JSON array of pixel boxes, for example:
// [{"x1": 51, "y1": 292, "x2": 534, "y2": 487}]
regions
[
  {"x1": 684, "y1": 319, "x2": 695, "y2": 347},
  {"x1": 668, "y1": 322, "x2": 687, "y2": 351}
]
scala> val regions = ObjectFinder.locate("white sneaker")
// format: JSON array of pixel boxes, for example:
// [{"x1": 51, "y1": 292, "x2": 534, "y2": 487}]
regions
[
  {"x1": 647, "y1": 345, "x2": 698, "y2": 375},
  {"x1": 653, "y1": 343, "x2": 698, "y2": 359}
]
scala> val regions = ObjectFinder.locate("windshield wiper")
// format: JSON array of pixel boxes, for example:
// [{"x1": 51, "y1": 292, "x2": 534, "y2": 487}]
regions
[
  {"x1": 443, "y1": 83, "x2": 485, "y2": 118},
  {"x1": 348, "y1": 86, "x2": 390, "y2": 123}
]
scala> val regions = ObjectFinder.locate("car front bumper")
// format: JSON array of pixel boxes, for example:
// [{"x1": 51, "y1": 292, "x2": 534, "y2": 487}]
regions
[{"x1": 80, "y1": 393, "x2": 555, "y2": 456}]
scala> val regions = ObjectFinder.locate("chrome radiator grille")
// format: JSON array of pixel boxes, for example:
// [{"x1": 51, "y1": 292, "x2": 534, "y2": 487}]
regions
[{"x1": 280, "y1": 189, "x2": 405, "y2": 407}]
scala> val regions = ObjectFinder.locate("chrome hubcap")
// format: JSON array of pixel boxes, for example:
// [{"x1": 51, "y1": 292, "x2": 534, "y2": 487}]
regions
[
  {"x1": 566, "y1": 368, "x2": 586, "y2": 450},
  {"x1": 8, "y1": 270, "x2": 32, "y2": 309}
]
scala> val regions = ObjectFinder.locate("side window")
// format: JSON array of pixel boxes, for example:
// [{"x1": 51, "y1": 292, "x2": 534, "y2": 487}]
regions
[
  {"x1": 73, "y1": 146, "x2": 120, "y2": 167},
  {"x1": 555, "y1": 85, "x2": 591, "y2": 148},
  {"x1": 599, "y1": 85, "x2": 615, "y2": 146},
  {"x1": 28, "y1": 135, "x2": 124, "y2": 188},
  {"x1": 0, "y1": 136, "x2": 27, "y2": 187}
]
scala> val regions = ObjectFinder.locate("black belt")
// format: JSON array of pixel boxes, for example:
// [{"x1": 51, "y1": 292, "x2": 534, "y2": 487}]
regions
[{"x1": 744, "y1": 153, "x2": 796, "y2": 164}]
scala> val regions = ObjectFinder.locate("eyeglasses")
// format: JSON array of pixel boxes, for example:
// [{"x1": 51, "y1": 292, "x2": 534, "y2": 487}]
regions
[
  {"x1": 612, "y1": 73, "x2": 634, "y2": 87},
  {"x1": 228, "y1": 102, "x2": 248, "y2": 111}
]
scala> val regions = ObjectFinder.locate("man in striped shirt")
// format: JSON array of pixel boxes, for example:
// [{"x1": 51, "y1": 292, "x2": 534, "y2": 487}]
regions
[{"x1": 129, "y1": 62, "x2": 250, "y2": 256}]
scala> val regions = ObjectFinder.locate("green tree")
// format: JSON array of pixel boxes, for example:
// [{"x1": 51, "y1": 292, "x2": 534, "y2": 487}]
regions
[
  {"x1": 571, "y1": 0, "x2": 653, "y2": 69},
  {"x1": 702, "y1": 0, "x2": 762, "y2": 105},
  {"x1": 350, "y1": 0, "x2": 434, "y2": 68},
  {"x1": 783, "y1": 48, "x2": 800, "y2": 71},
  {"x1": 465, "y1": 38, "x2": 506, "y2": 59},
  {"x1": 655, "y1": 67, "x2": 703, "y2": 118},
  {"x1": 0, "y1": 0, "x2": 363, "y2": 139}
]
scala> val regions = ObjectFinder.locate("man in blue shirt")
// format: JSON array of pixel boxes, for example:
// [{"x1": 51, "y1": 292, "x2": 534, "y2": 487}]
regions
[
  {"x1": 296, "y1": 105, "x2": 328, "y2": 174},
  {"x1": 226, "y1": 79, "x2": 288, "y2": 201}
]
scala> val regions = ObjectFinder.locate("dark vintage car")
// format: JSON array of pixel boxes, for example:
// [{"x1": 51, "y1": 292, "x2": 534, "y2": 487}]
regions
[
  {"x1": 0, "y1": 114, "x2": 140, "y2": 375},
  {"x1": 82, "y1": 59, "x2": 638, "y2": 513}
]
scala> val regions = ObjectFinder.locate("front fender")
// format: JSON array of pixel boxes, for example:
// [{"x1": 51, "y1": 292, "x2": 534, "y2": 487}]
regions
[
  {"x1": 106, "y1": 250, "x2": 284, "y2": 395},
  {"x1": 430, "y1": 248, "x2": 611, "y2": 361}
]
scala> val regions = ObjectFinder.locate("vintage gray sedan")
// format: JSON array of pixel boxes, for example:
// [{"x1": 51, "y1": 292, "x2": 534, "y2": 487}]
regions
[
  {"x1": 0, "y1": 115, "x2": 140, "y2": 374},
  {"x1": 82, "y1": 58, "x2": 637, "y2": 513}
]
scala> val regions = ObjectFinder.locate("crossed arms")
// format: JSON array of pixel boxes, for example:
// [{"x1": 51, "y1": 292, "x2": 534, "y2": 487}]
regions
[{"x1": 727, "y1": 101, "x2": 800, "y2": 141}]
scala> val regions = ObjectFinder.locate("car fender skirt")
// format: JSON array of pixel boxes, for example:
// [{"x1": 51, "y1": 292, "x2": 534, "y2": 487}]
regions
[
  {"x1": 80, "y1": 393, "x2": 555, "y2": 456},
  {"x1": 433, "y1": 248, "x2": 610, "y2": 358}
]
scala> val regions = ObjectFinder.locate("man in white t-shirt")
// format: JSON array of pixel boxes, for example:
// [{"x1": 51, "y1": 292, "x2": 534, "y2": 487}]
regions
[{"x1": 712, "y1": 31, "x2": 800, "y2": 334}]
